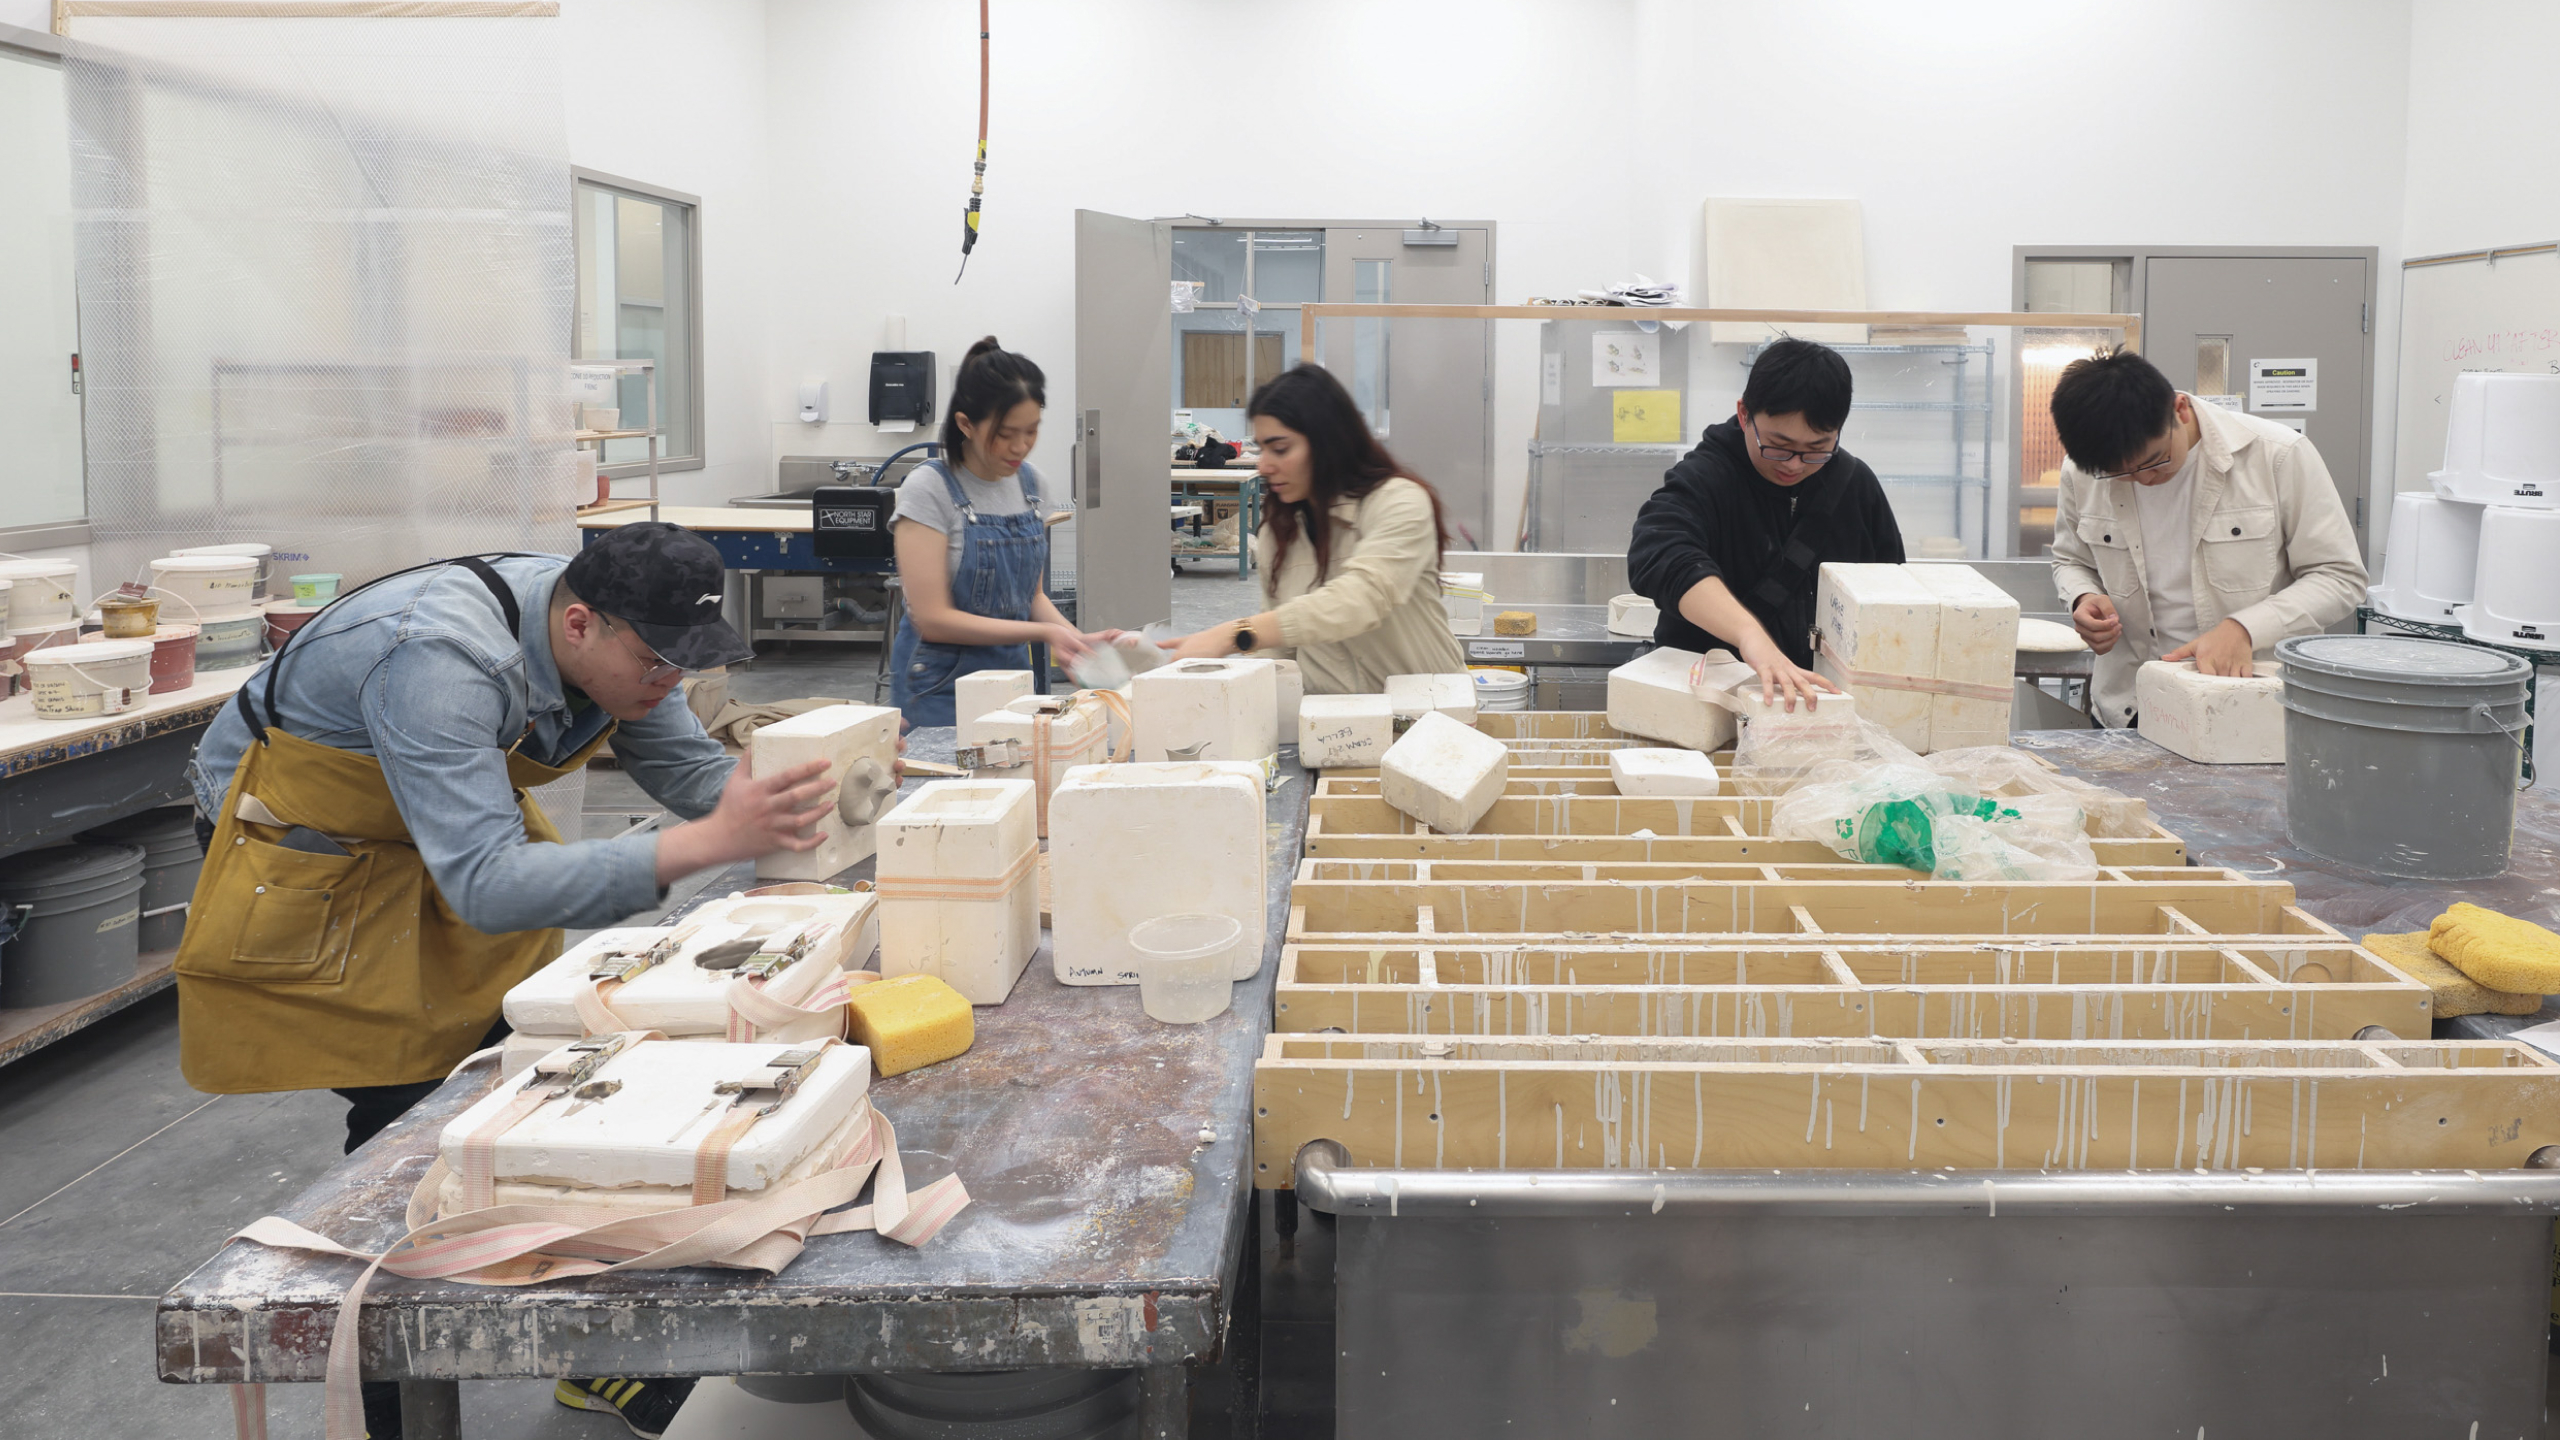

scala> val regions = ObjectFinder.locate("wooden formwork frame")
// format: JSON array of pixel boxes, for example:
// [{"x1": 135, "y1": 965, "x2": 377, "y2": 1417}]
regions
[{"x1": 1251, "y1": 1034, "x2": 2560, "y2": 1184}]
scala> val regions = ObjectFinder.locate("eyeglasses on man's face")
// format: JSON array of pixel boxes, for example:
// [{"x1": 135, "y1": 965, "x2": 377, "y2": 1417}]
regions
[
  {"x1": 2090, "y1": 450, "x2": 2177, "y2": 484},
  {"x1": 599, "y1": 613, "x2": 683, "y2": 685},
  {"x1": 1747, "y1": 416, "x2": 1838, "y2": 468}
]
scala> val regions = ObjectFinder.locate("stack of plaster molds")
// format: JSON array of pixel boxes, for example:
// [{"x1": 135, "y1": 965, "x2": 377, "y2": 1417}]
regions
[
  {"x1": 1049, "y1": 761, "x2": 1268, "y2": 985},
  {"x1": 958, "y1": 690, "x2": 1117, "y2": 835},
  {"x1": 876, "y1": 779, "x2": 1041, "y2": 1004}
]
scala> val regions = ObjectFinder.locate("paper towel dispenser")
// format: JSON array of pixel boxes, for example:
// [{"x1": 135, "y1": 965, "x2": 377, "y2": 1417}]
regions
[{"x1": 869, "y1": 351, "x2": 936, "y2": 427}]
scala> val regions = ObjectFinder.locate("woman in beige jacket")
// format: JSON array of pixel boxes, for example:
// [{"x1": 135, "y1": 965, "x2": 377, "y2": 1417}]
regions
[{"x1": 1160, "y1": 363, "x2": 1468, "y2": 693}]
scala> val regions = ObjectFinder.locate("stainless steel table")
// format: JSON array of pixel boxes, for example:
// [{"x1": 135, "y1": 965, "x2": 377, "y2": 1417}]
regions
[
  {"x1": 153, "y1": 727, "x2": 1311, "y2": 1438},
  {"x1": 1455, "y1": 603, "x2": 1649, "y2": 669}
]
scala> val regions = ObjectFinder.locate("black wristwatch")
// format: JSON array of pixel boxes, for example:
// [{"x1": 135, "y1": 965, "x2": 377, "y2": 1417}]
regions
[{"x1": 1233, "y1": 623, "x2": 1258, "y2": 653}]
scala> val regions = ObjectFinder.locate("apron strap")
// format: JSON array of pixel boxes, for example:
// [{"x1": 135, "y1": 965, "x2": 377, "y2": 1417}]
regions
[{"x1": 239, "y1": 553, "x2": 541, "y2": 746}]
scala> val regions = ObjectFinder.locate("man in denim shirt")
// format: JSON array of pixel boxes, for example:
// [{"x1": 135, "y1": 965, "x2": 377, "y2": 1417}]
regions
[{"x1": 178, "y1": 524, "x2": 832, "y2": 1437}]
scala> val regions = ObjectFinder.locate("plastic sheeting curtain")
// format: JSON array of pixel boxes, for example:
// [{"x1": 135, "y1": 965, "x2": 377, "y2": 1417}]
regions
[{"x1": 60, "y1": 9, "x2": 575, "y2": 596}]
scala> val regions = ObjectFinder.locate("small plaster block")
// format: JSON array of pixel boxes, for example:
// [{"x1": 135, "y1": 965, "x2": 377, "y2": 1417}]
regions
[
  {"x1": 1386, "y1": 672, "x2": 1478, "y2": 727},
  {"x1": 1493, "y1": 610, "x2": 1538, "y2": 636},
  {"x1": 1606, "y1": 647, "x2": 1739, "y2": 752},
  {"x1": 876, "y1": 779, "x2": 1040, "y2": 1004},
  {"x1": 1728, "y1": 686, "x2": 1861, "y2": 771},
  {"x1": 844, "y1": 973, "x2": 975, "y2": 1076},
  {"x1": 1380, "y1": 711, "x2": 1510, "y2": 834},
  {"x1": 1609, "y1": 748, "x2": 1722, "y2": 797},
  {"x1": 2135, "y1": 660, "x2": 2286, "y2": 765},
  {"x1": 1133, "y1": 656, "x2": 1278, "y2": 766},
  {"x1": 750, "y1": 704, "x2": 902, "y2": 880},
  {"x1": 1299, "y1": 693, "x2": 1395, "y2": 768}
]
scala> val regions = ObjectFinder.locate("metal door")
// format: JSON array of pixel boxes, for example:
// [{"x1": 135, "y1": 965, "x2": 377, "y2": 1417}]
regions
[
  {"x1": 1073, "y1": 210, "x2": 1174, "y2": 632},
  {"x1": 1319, "y1": 227, "x2": 1495, "y2": 546},
  {"x1": 2141, "y1": 255, "x2": 2372, "y2": 542}
]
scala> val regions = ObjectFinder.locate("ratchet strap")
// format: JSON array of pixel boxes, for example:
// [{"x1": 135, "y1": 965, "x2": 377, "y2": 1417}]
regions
[
  {"x1": 871, "y1": 844, "x2": 1038, "y2": 902},
  {"x1": 1811, "y1": 634, "x2": 2014, "y2": 703}
]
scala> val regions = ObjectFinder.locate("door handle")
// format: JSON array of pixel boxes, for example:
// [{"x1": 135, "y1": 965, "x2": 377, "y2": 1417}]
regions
[{"x1": 1081, "y1": 408, "x2": 1103, "y2": 508}]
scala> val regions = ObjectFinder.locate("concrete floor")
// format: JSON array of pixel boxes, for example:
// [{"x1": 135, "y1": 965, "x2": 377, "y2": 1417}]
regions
[{"x1": 0, "y1": 569, "x2": 1325, "y2": 1440}]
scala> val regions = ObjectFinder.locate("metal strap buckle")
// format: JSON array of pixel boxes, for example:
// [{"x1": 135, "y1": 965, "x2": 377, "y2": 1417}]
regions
[{"x1": 956, "y1": 738, "x2": 1026, "y2": 769}]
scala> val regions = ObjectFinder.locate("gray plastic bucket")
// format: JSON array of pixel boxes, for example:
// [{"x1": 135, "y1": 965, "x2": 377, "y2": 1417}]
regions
[
  {"x1": 2276, "y1": 634, "x2": 2532, "y2": 880},
  {"x1": 80, "y1": 806, "x2": 204, "y2": 953},
  {"x1": 0, "y1": 843, "x2": 146, "y2": 1008}
]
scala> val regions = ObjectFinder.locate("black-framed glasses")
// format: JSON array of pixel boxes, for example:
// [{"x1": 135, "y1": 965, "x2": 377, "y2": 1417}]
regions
[
  {"x1": 2090, "y1": 451, "x2": 2177, "y2": 483},
  {"x1": 1746, "y1": 415, "x2": 1838, "y2": 468},
  {"x1": 599, "y1": 614, "x2": 684, "y2": 685}
]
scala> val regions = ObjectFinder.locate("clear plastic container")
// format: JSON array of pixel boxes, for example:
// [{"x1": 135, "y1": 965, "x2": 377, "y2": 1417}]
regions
[{"x1": 1128, "y1": 913, "x2": 1242, "y2": 1024}]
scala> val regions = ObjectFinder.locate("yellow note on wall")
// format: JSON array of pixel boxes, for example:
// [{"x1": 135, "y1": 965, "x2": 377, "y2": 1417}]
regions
[{"x1": 1612, "y1": 389, "x2": 1680, "y2": 444}]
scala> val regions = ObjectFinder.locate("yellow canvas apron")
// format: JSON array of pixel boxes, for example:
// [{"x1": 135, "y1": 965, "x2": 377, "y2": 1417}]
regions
[{"x1": 174, "y1": 555, "x2": 619, "y2": 1094}]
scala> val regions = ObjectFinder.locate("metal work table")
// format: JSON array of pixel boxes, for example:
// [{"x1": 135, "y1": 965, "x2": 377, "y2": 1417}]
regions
[
  {"x1": 154, "y1": 728, "x2": 1313, "y2": 1438},
  {"x1": 0, "y1": 666, "x2": 254, "y2": 1068}
]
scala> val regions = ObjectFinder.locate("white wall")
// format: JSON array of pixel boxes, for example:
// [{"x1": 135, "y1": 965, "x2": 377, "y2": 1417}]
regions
[
  {"x1": 747, "y1": 0, "x2": 2418, "y2": 553},
  {"x1": 2404, "y1": 0, "x2": 2560, "y2": 256},
  {"x1": 557, "y1": 0, "x2": 774, "y2": 508}
]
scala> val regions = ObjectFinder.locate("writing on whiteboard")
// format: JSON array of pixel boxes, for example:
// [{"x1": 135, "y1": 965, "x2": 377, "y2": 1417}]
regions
[{"x1": 2440, "y1": 327, "x2": 2560, "y2": 364}]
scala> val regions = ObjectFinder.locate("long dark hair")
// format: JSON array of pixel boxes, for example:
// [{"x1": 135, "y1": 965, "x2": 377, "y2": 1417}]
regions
[
  {"x1": 940, "y1": 336, "x2": 1046, "y2": 466},
  {"x1": 1247, "y1": 363, "x2": 1448, "y2": 582}
]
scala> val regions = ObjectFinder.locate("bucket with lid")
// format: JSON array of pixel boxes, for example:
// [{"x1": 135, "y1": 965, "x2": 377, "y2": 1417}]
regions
[
  {"x1": 0, "y1": 623, "x2": 77, "y2": 697},
  {"x1": 0, "y1": 842, "x2": 145, "y2": 1008},
  {"x1": 148, "y1": 554, "x2": 260, "y2": 617},
  {"x1": 2276, "y1": 634, "x2": 2532, "y2": 880},
  {"x1": 95, "y1": 590, "x2": 161, "y2": 639},
  {"x1": 0, "y1": 560, "x2": 77, "y2": 629},
  {"x1": 2369, "y1": 492, "x2": 2484, "y2": 623},
  {"x1": 1128, "y1": 912, "x2": 1242, "y2": 1022},
  {"x1": 1471, "y1": 666, "x2": 1532, "y2": 712},
  {"x1": 263, "y1": 598, "x2": 321, "y2": 650},
  {"x1": 196, "y1": 611, "x2": 265, "y2": 670},
  {"x1": 171, "y1": 542, "x2": 274, "y2": 599},
  {"x1": 2456, "y1": 505, "x2": 2560, "y2": 646},
  {"x1": 146, "y1": 623, "x2": 199, "y2": 694},
  {"x1": 2433, "y1": 372, "x2": 2560, "y2": 507},
  {"x1": 24, "y1": 638, "x2": 155, "y2": 718},
  {"x1": 78, "y1": 807, "x2": 202, "y2": 953},
  {"x1": 0, "y1": 577, "x2": 11, "y2": 641}
]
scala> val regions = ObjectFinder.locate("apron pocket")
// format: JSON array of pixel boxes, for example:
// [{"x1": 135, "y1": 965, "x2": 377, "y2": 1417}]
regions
[{"x1": 181, "y1": 836, "x2": 371, "y2": 986}]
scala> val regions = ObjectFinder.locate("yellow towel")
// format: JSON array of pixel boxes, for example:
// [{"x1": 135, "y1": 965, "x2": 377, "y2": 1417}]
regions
[
  {"x1": 2361, "y1": 931, "x2": 2543, "y2": 1017},
  {"x1": 2427, "y1": 903, "x2": 2560, "y2": 997}
]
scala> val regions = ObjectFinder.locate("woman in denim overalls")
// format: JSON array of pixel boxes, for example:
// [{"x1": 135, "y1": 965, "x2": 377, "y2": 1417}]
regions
[{"x1": 890, "y1": 338, "x2": 1114, "y2": 726}]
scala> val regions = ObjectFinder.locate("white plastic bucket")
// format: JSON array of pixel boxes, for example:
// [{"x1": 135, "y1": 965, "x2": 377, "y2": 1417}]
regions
[
  {"x1": 25, "y1": 638, "x2": 154, "y2": 718},
  {"x1": 2369, "y1": 492, "x2": 2484, "y2": 623},
  {"x1": 171, "y1": 542, "x2": 275, "y2": 599},
  {"x1": 195, "y1": 611, "x2": 266, "y2": 671},
  {"x1": 149, "y1": 555, "x2": 260, "y2": 617},
  {"x1": 0, "y1": 623, "x2": 76, "y2": 696},
  {"x1": 0, "y1": 577, "x2": 12, "y2": 642},
  {"x1": 0, "y1": 560, "x2": 77, "y2": 629},
  {"x1": 2433, "y1": 372, "x2": 2560, "y2": 507},
  {"x1": 1471, "y1": 667, "x2": 1532, "y2": 712},
  {"x1": 1128, "y1": 912, "x2": 1241, "y2": 1022},
  {"x1": 2459, "y1": 504, "x2": 2560, "y2": 646}
]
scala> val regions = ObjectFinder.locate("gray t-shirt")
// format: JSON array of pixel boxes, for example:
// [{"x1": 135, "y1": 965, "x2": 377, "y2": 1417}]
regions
[{"x1": 894, "y1": 459, "x2": 1042, "y2": 574}]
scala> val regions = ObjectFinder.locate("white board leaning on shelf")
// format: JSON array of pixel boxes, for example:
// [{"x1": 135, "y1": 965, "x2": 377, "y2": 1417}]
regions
[{"x1": 2395, "y1": 245, "x2": 2560, "y2": 493}]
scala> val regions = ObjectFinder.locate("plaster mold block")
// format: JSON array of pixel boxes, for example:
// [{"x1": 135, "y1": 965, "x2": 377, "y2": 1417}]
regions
[
  {"x1": 503, "y1": 891, "x2": 877, "y2": 1049},
  {"x1": 1133, "y1": 656, "x2": 1279, "y2": 768},
  {"x1": 437, "y1": 1037, "x2": 871, "y2": 1196},
  {"x1": 876, "y1": 780, "x2": 1040, "y2": 1004},
  {"x1": 1815, "y1": 563, "x2": 1939, "y2": 752},
  {"x1": 1050, "y1": 761, "x2": 1267, "y2": 985},
  {"x1": 1381, "y1": 711, "x2": 1510, "y2": 834},
  {"x1": 749, "y1": 704, "x2": 902, "y2": 881},
  {"x1": 955, "y1": 670, "x2": 1034, "y2": 730},
  {"x1": 1727, "y1": 687, "x2": 1861, "y2": 777},
  {"x1": 1273, "y1": 659, "x2": 1304, "y2": 738},
  {"x1": 1299, "y1": 693, "x2": 1396, "y2": 768},
  {"x1": 1608, "y1": 748, "x2": 1722, "y2": 797},
  {"x1": 1606, "y1": 646, "x2": 1747, "y2": 751},
  {"x1": 962, "y1": 692, "x2": 1114, "y2": 835},
  {"x1": 1911, "y1": 564, "x2": 2018, "y2": 747},
  {"x1": 2136, "y1": 660, "x2": 2288, "y2": 765},
  {"x1": 1386, "y1": 672, "x2": 1478, "y2": 728}
]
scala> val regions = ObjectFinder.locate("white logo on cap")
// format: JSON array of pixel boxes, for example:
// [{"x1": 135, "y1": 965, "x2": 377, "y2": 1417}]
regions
[{"x1": 696, "y1": 593, "x2": 722, "y2": 604}]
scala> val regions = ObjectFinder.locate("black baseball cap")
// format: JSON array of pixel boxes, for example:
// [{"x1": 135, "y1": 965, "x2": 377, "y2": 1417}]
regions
[{"x1": 560, "y1": 522, "x2": 752, "y2": 670}]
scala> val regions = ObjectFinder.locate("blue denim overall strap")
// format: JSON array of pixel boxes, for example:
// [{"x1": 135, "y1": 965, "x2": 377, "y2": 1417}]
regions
[{"x1": 890, "y1": 460, "x2": 1049, "y2": 727}]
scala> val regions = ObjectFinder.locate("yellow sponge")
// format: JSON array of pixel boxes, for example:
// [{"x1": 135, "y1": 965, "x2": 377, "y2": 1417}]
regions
[
  {"x1": 2427, "y1": 903, "x2": 2560, "y2": 997},
  {"x1": 845, "y1": 974, "x2": 975, "y2": 1077},
  {"x1": 1493, "y1": 610, "x2": 1538, "y2": 637},
  {"x1": 2361, "y1": 931, "x2": 2543, "y2": 1017}
]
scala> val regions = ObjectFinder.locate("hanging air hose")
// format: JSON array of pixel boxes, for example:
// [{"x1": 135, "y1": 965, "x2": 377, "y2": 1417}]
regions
[{"x1": 955, "y1": 0, "x2": 988, "y2": 283}]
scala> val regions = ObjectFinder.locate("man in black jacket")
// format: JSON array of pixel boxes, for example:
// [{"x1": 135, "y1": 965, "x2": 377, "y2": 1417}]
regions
[{"x1": 1626, "y1": 337, "x2": 1905, "y2": 706}]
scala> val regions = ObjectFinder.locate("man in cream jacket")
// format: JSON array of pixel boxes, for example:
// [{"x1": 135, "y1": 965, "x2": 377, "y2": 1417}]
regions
[{"x1": 2047, "y1": 349, "x2": 2367, "y2": 728}]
